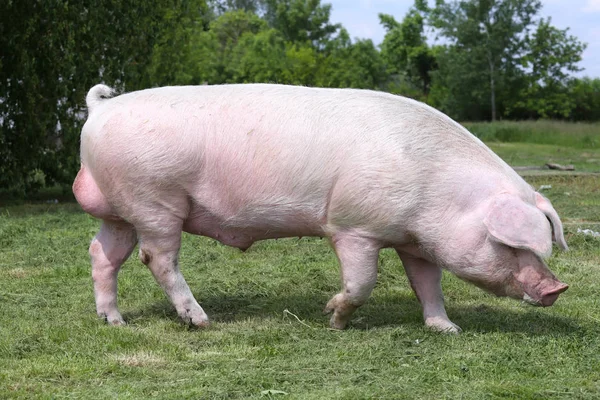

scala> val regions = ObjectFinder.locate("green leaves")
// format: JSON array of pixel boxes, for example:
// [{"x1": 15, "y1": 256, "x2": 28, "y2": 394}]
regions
[
  {"x1": 184, "y1": 6, "x2": 387, "y2": 89},
  {"x1": 419, "y1": 0, "x2": 587, "y2": 122},
  {"x1": 0, "y1": 0, "x2": 208, "y2": 193},
  {"x1": 509, "y1": 18, "x2": 586, "y2": 119},
  {"x1": 570, "y1": 78, "x2": 600, "y2": 122},
  {"x1": 262, "y1": 0, "x2": 340, "y2": 47},
  {"x1": 380, "y1": 10, "x2": 436, "y2": 99}
]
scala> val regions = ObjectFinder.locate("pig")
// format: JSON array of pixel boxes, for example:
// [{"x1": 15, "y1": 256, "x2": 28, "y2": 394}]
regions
[{"x1": 73, "y1": 83, "x2": 569, "y2": 333}]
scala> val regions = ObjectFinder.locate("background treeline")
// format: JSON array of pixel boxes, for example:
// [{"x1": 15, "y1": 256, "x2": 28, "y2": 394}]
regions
[{"x1": 1, "y1": 0, "x2": 599, "y2": 193}]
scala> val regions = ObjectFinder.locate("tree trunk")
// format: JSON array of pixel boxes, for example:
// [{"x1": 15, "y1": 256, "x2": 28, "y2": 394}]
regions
[{"x1": 488, "y1": 51, "x2": 497, "y2": 121}]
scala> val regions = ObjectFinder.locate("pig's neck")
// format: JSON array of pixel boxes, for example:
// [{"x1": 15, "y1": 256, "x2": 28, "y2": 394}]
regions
[{"x1": 408, "y1": 166, "x2": 532, "y2": 267}]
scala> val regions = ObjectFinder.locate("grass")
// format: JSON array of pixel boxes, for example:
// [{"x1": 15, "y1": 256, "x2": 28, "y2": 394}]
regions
[
  {"x1": 463, "y1": 120, "x2": 600, "y2": 149},
  {"x1": 1, "y1": 141, "x2": 600, "y2": 398},
  {"x1": 488, "y1": 142, "x2": 600, "y2": 173}
]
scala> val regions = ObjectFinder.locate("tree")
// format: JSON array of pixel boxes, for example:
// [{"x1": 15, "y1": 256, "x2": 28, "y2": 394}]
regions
[
  {"x1": 509, "y1": 18, "x2": 586, "y2": 118},
  {"x1": 318, "y1": 29, "x2": 388, "y2": 89},
  {"x1": 427, "y1": 45, "x2": 495, "y2": 120},
  {"x1": 145, "y1": 0, "x2": 210, "y2": 87},
  {"x1": 234, "y1": 31, "x2": 322, "y2": 84},
  {"x1": 0, "y1": 0, "x2": 204, "y2": 192},
  {"x1": 261, "y1": 0, "x2": 340, "y2": 48},
  {"x1": 569, "y1": 78, "x2": 600, "y2": 122},
  {"x1": 209, "y1": 0, "x2": 261, "y2": 13},
  {"x1": 188, "y1": 10, "x2": 270, "y2": 83},
  {"x1": 379, "y1": 10, "x2": 436, "y2": 98},
  {"x1": 421, "y1": 0, "x2": 542, "y2": 121}
]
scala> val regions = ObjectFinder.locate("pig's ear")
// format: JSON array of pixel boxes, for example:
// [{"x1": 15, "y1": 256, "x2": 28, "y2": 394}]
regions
[
  {"x1": 535, "y1": 192, "x2": 569, "y2": 251},
  {"x1": 483, "y1": 194, "x2": 553, "y2": 258}
]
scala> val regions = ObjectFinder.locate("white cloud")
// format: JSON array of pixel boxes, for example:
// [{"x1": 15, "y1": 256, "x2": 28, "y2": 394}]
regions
[{"x1": 583, "y1": 0, "x2": 600, "y2": 11}]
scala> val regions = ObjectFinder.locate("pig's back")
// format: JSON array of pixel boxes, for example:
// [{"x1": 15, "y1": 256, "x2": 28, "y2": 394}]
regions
[
  {"x1": 82, "y1": 83, "x2": 498, "y2": 182},
  {"x1": 80, "y1": 84, "x2": 519, "y2": 240}
]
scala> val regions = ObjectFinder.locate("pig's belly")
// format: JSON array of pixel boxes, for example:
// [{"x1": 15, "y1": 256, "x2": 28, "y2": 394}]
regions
[{"x1": 182, "y1": 203, "x2": 327, "y2": 250}]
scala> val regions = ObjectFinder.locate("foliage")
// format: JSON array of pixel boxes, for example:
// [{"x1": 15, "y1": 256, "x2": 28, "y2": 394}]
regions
[
  {"x1": 189, "y1": 10, "x2": 270, "y2": 84},
  {"x1": 421, "y1": 0, "x2": 543, "y2": 121},
  {"x1": 570, "y1": 78, "x2": 600, "y2": 122},
  {"x1": 508, "y1": 18, "x2": 586, "y2": 119},
  {"x1": 186, "y1": 9, "x2": 386, "y2": 88},
  {"x1": 209, "y1": 0, "x2": 261, "y2": 13},
  {"x1": 318, "y1": 30, "x2": 388, "y2": 89},
  {"x1": 380, "y1": 10, "x2": 436, "y2": 98},
  {"x1": 0, "y1": 0, "x2": 208, "y2": 193},
  {"x1": 261, "y1": 0, "x2": 340, "y2": 47},
  {"x1": 144, "y1": 1, "x2": 211, "y2": 87}
]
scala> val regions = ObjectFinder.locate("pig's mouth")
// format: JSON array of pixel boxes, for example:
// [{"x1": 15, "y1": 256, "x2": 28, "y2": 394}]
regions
[
  {"x1": 522, "y1": 282, "x2": 569, "y2": 307},
  {"x1": 513, "y1": 265, "x2": 569, "y2": 307}
]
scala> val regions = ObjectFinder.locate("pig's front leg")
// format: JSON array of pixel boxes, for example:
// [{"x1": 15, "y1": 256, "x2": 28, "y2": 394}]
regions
[
  {"x1": 396, "y1": 251, "x2": 461, "y2": 334},
  {"x1": 89, "y1": 221, "x2": 137, "y2": 325},
  {"x1": 139, "y1": 234, "x2": 209, "y2": 327},
  {"x1": 324, "y1": 234, "x2": 380, "y2": 329}
]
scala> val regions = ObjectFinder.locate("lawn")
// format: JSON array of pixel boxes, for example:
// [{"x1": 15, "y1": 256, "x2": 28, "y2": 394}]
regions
[
  {"x1": 1, "y1": 142, "x2": 599, "y2": 399},
  {"x1": 488, "y1": 142, "x2": 600, "y2": 173}
]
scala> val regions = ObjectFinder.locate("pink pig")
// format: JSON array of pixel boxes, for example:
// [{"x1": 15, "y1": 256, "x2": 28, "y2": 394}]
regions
[{"x1": 73, "y1": 84, "x2": 569, "y2": 333}]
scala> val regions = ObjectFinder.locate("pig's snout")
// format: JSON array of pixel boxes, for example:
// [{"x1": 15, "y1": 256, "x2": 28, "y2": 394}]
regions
[
  {"x1": 539, "y1": 281, "x2": 569, "y2": 307},
  {"x1": 523, "y1": 280, "x2": 569, "y2": 307}
]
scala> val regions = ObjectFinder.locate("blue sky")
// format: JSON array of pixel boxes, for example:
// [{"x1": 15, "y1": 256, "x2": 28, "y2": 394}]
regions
[{"x1": 327, "y1": 0, "x2": 600, "y2": 78}]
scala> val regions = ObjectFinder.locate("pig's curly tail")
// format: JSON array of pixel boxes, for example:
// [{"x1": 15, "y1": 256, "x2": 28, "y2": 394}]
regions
[{"x1": 86, "y1": 84, "x2": 115, "y2": 112}]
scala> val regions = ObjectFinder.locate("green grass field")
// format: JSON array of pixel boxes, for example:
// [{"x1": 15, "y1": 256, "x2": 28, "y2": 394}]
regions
[
  {"x1": 1, "y1": 138, "x2": 600, "y2": 398},
  {"x1": 464, "y1": 120, "x2": 600, "y2": 149}
]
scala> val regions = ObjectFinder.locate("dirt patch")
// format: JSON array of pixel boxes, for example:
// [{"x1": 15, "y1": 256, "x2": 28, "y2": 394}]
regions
[
  {"x1": 113, "y1": 351, "x2": 166, "y2": 367},
  {"x1": 7, "y1": 268, "x2": 28, "y2": 279}
]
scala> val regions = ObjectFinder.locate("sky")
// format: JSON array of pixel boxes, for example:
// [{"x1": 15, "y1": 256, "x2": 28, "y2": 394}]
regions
[{"x1": 326, "y1": 0, "x2": 600, "y2": 78}]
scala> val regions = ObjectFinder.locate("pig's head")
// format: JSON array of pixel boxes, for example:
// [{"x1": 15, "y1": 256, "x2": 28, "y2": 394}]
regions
[{"x1": 445, "y1": 192, "x2": 569, "y2": 307}]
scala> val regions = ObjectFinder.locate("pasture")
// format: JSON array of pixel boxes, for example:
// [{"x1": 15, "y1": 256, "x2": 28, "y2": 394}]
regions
[{"x1": 1, "y1": 128, "x2": 599, "y2": 399}]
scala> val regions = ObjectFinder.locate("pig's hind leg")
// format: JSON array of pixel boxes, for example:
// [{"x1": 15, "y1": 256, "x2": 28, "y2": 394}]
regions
[
  {"x1": 324, "y1": 235, "x2": 380, "y2": 329},
  {"x1": 137, "y1": 226, "x2": 210, "y2": 327},
  {"x1": 89, "y1": 221, "x2": 137, "y2": 325},
  {"x1": 397, "y1": 252, "x2": 461, "y2": 334}
]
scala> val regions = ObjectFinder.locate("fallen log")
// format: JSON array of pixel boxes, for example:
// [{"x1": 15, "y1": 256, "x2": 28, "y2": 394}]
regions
[{"x1": 545, "y1": 163, "x2": 575, "y2": 171}]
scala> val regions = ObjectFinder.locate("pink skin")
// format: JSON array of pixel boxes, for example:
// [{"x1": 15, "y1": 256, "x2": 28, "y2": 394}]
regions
[
  {"x1": 87, "y1": 220, "x2": 137, "y2": 325},
  {"x1": 74, "y1": 84, "x2": 569, "y2": 333},
  {"x1": 396, "y1": 252, "x2": 461, "y2": 333}
]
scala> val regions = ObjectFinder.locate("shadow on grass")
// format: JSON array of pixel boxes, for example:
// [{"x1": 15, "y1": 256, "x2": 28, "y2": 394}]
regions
[
  {"x1": 447, "y1": 303, "x2": 580, "y2": 336},
  {"x1": 123, "y1": 290, "x2": 580, "y2": 337}
]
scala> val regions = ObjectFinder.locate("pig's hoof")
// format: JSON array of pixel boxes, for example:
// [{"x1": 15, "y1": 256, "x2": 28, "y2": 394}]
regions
[
  {"x1": 99, "y1": 313, "x2": 126, "y2": 326},
  {"x1": 192, "y1": 317, "x2": 210, "y2": 328},
  {"x1": 324, "y1": 294, "x2": 356, "y2": 330},
  {"x1": 180, "y1": 308, "x2": 210, "y2": 328},
  {"x1": 329, "y1": 314, "x2": 350, "y2": 330},
  {"x1": 425, "y1": 317, "x2": 461, "y2": 334},
  {"x1": 182, "y1": 317, "x2": 210, "y2": 328},
  {"x1": 323, "y1": 294, "x2": 341, "y2": 315},
  {"x1": 324, "y1": 302, "x2": 349, "y2": 329},
  {"x1": 109, "y1": 317, "x2": 126, "y2": 326}
]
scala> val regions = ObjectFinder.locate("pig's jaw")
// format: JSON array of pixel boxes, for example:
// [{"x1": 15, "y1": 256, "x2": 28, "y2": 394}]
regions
[{"x1": 522, "y1": 293, "x2": 540, "y2": 306}]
